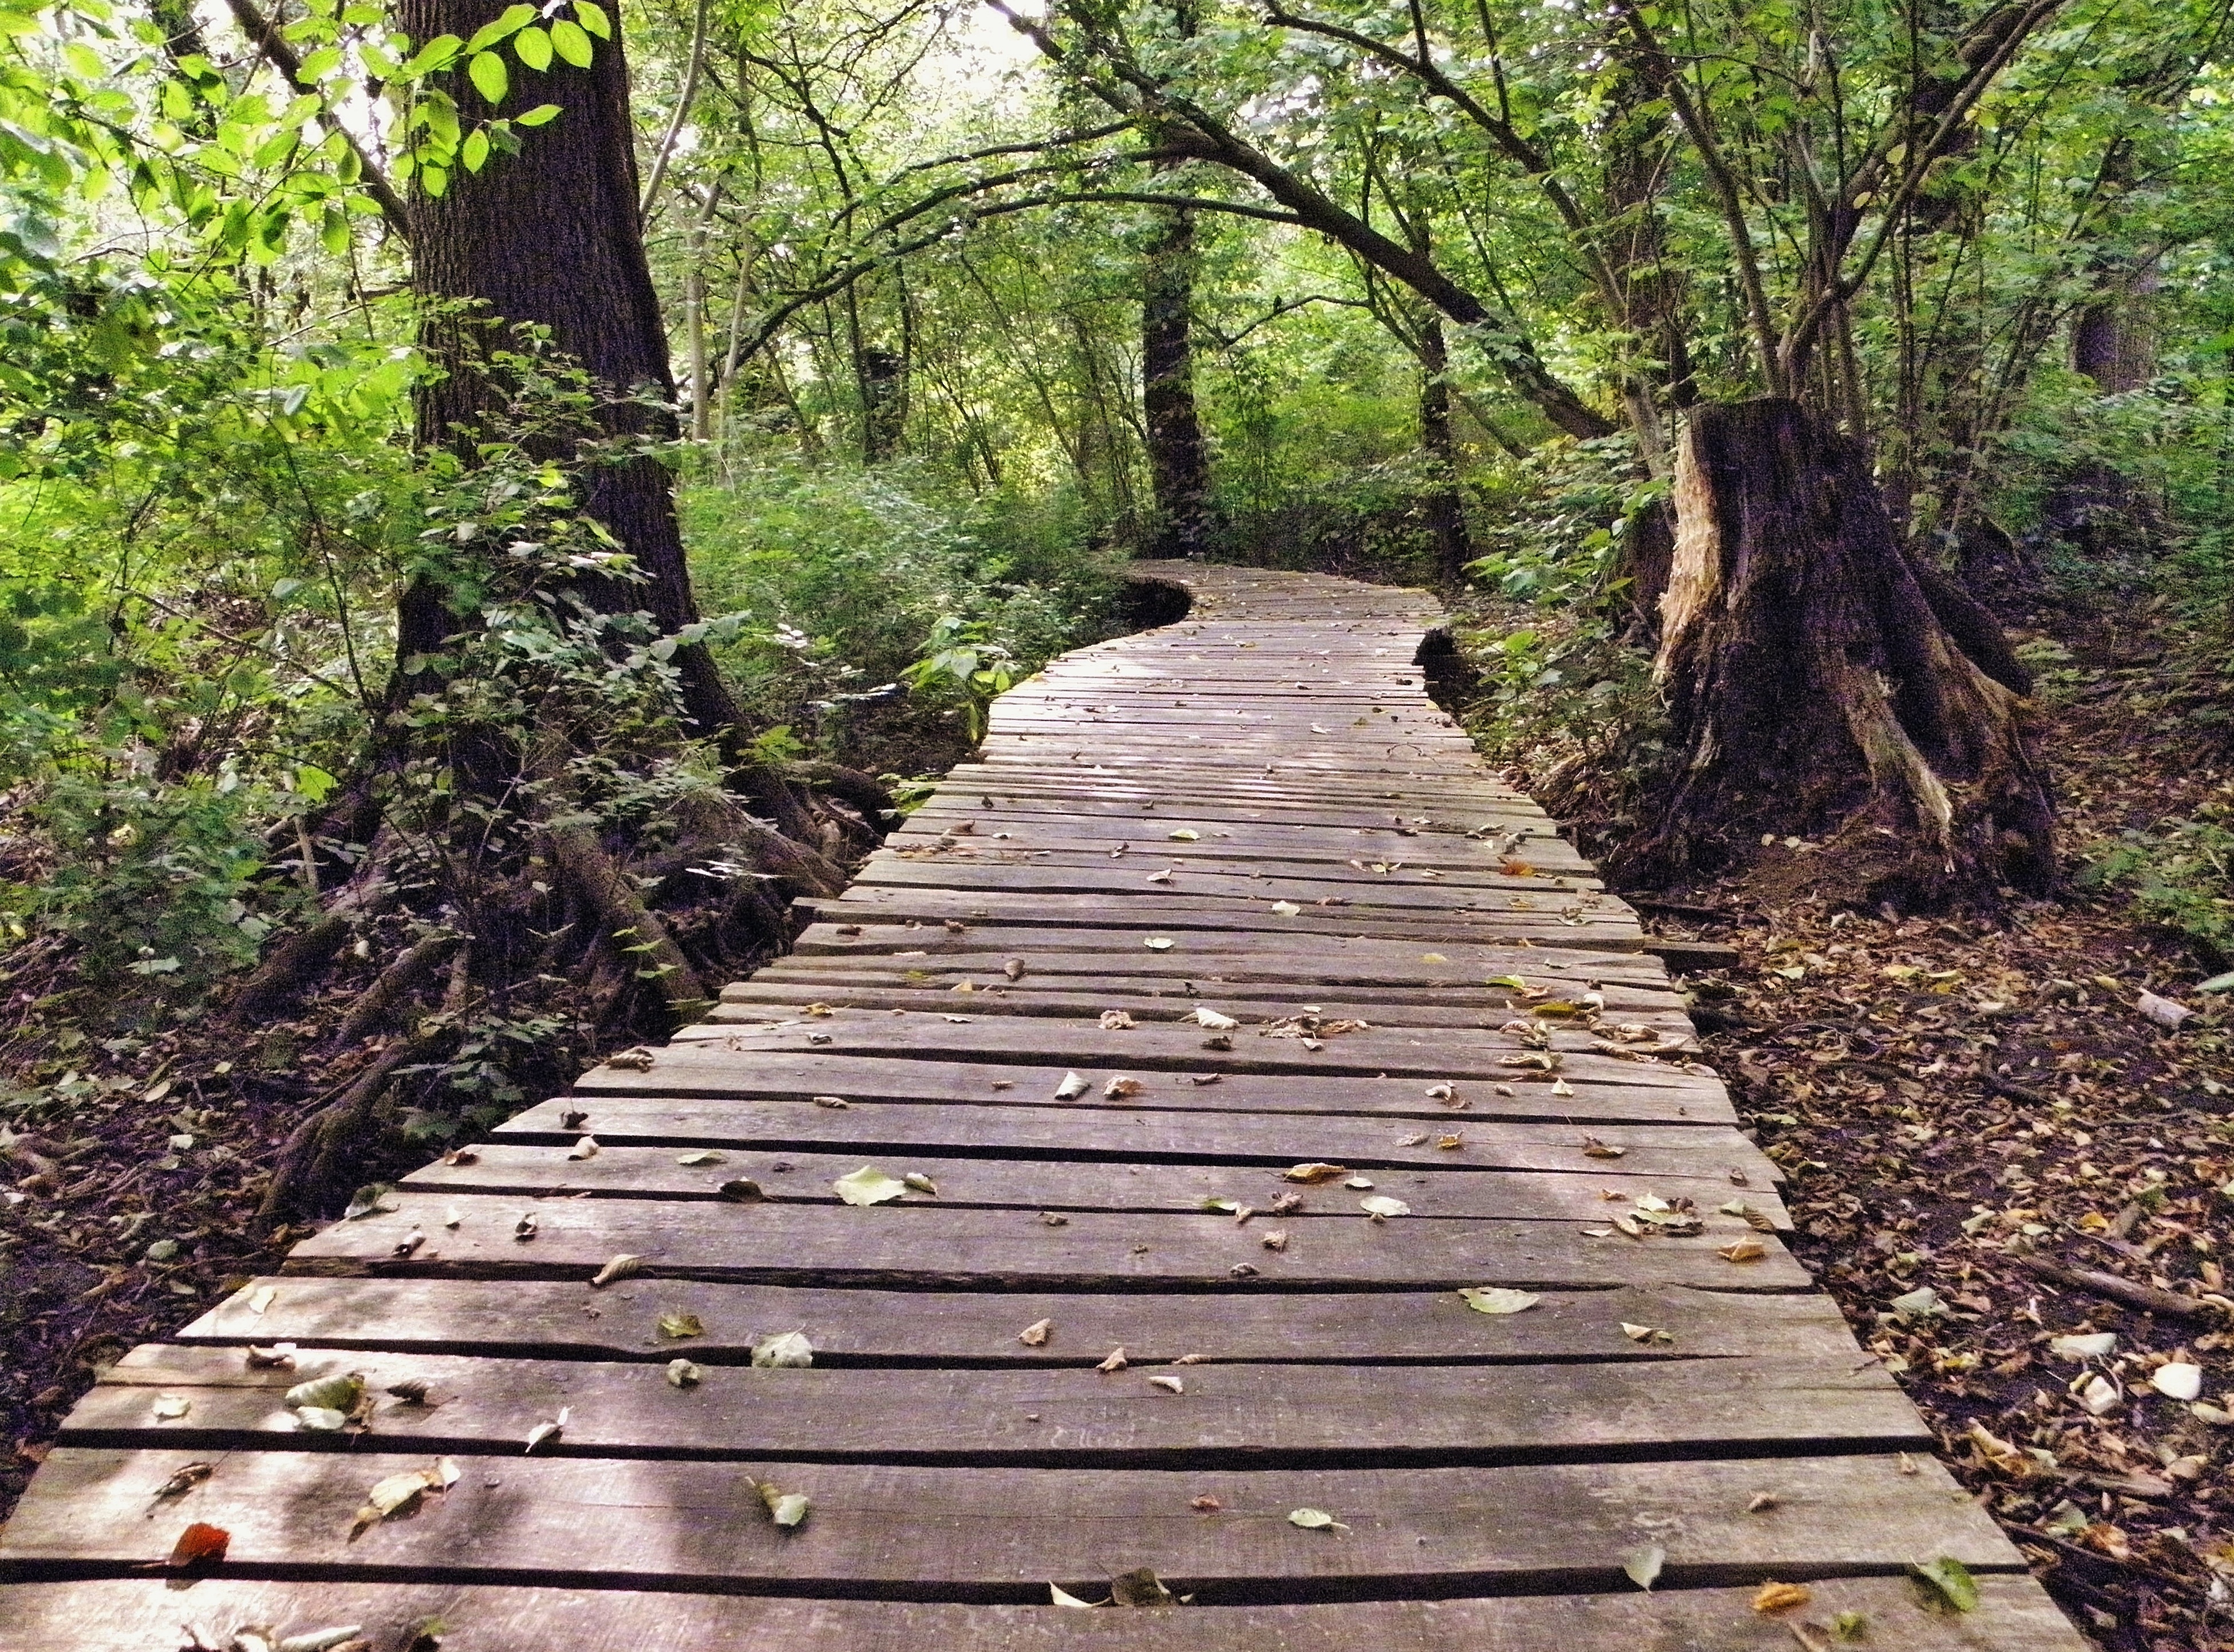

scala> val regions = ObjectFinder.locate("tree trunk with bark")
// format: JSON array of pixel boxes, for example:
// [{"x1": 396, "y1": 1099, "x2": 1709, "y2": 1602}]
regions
[
  {"x1": 1140, "y1": 200, "x2": 1211, "y2": 559},
  {"x1": 1414, "y1": 315, "x2": 1470, "y2": 583},
  {"x1": 1639, "y1": 399, "x2": 2053, "y2": 908},
  {"x1": 397, "y1": 0, "x2": 741, "y2": 744}
]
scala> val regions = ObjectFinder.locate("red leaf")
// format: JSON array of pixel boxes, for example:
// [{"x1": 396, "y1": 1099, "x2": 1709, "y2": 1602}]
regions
[{"x1": 167, "y1": 1521, "x2": 230, "y2": 1568}]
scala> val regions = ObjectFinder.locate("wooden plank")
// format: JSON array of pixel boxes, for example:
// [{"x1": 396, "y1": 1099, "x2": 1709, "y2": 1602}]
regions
[
  {"x1": 0, "y1": 1575, "x2": 2098, "y2": 1652},
  {"x1": 673, "y1": 1007, "x2": 1708, "y2": 1090},
  {"x1": 796, "y1": 890, "x2": 1643, "y2": 948},
  {"x1": 398, "y1": 1143, "x2": 1791, "y2": 1228},
  {"x1": 855, "y1": 857, "x2": 1604, "y2": 908},
  {"x1": 511, "y1": 1096, "x2": 1771, "y2": 1183},
  {"x1": 73, "y1": 1346, "x2": 1923, "y2": 1465},
  {"x1": 282, "y1": 1193, "x2": 1810, "y2": 1292},
  {"x1": 558, "y1": 1050, "x2": 1731, "y2": 1128},
  {"x1": 741, "y1": 961, "x2": 1682, "y2": 1010},
  {"x1": 871, "y1": 845, "x2": 1601, "y2": 894},
  {"x1": 0, "y1": 1448, "x2": 2026, "y2": 1595},
  {"x1": 713, "y1": 982, "x2": 1695, "y2": 1037},
  {"x1": 785, "y1": 927, "x2": 1672, "y2": 987},
  {"x1": 889, "y1": 821, "x2": 1593, "y2": 873},
  {"x1": 179, "y1": 1276, "x2": 1860, "y2": 1365}
]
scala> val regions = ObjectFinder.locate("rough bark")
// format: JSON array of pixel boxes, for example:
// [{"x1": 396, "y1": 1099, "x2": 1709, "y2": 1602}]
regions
[
  {"x1": 1140, "y1": 203, "x2": 1210, "y2": 559},
  {"x1": 396, "y1": 0, "x2": 741, "y2": 744},
  {"x1": 1414, "y1": 315, "x2": 1470, "y2": 583},
  {"x1": 1640, "y1": 399, "x2": 2054, "y2": 908}
]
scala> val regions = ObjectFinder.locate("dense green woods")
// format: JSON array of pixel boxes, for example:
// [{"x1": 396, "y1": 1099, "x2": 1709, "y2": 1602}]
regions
[{"x1": 1, "y1": 0, "x2": 2231, "y2": 1192}]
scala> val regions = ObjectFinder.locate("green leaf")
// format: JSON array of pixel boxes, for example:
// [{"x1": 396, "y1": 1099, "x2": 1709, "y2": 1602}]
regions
[
  {"x1": 465, "y1": 3, "x2": 536, "y2": 53},
  {"x1": 2197, "y1": 970, "x2": 2234, "y2": 993},
  {"x1": 1909, "y1": 1556, "x2": 1979, "y2": 1613},
  {"x1": 468, "y1": 50, "x2": 508, "y2": 105},
  {"x1": 319, "y1": 207, "x2": 350, "y2": 255},
  {"x1": 832, "y1": 1165, "x2": 908, "y2": 1207},
  {"x1": 573, "y1": 1, "x2": 611, "y2": 38},
  {"x1": 512, "y1": 25, "x2": 552, "y2": 72},
  {"x1": 550, "y1": 17, "x2": 593, "y2": 65},
  {"x1": 461, "y1": 127, "x2": 490, "y2": 172},
  {"x1": 419, "y1": 162, "x2": 449, "y2": 197},
  {"x1": 1459, "y1": 1287, "x2": 1540, "y2": 1315},
  {"x1": 400, "y1": 32, "x2": 462, "y2": 76},
  {"x1": 515, "y1": 102, "x2": 562, "y2": 127}
]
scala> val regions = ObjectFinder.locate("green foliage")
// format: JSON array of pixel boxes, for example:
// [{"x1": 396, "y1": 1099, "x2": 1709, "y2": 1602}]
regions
[
  {"x1": 681, "y1": 457, "x2": 1120, "y2": 763},
  {"x1": 2081, "y1": 817, "x2": 2234, "y2": 963}
]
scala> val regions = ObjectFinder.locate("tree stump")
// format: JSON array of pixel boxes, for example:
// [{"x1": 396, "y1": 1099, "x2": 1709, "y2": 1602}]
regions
[{"x1": 1639, "y1": 398, "x2": 2053, "y2": 908}]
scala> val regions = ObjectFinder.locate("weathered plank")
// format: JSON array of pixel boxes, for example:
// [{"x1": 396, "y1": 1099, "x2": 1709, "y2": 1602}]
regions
[
  {"x1": 78, "y1": 1346, "x2": 1920, "y2": 1465},
  {"x1": 0, "y1": 1575, "x2": 2095, "y2": 1652},
  {"x1": 670, "y1": 1007, "x2": 1711, "y2": 1089},
  {"x1": 179, "y1": 1277, "x2": 1859, "y2": 1365},
  {"x1": 1, "y1": 1448, "x2": 2022, "y2": 1596},
  {"x1": 506, "y1": 1096, "x2": 1773, "y2": 1183},
  {"x1": 399, "y1": 1142, "x2": 1792, "y2": 1227},
  {"x1": 282, "y1": 1193, "x2": 1809, "y2": 1291},
  {"x1": 714, "y1": 982, "x2": 1694, "y2": 1037},
  {"x1": 558, "y1": 1050, "x2": 1732, "y2": 1128}
]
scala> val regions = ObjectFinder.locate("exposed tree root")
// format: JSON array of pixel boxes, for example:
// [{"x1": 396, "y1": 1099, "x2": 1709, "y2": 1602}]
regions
[
  {"x1": 336, "y1": 931, "x2": 464, "y2": 1046},
  {"x1": 257, "y1": 1032, "x2": 447, "y2": 1226}
]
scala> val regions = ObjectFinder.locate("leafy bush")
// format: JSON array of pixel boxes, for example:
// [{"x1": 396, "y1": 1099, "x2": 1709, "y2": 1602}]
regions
[{"x1": 2081, "y1": 817, "x2": 2234, "y2": 963}]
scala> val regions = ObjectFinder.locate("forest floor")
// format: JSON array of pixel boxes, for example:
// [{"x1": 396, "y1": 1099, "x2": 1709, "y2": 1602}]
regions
[{"x1": 1457, "y1": 582, "x2": 2234, "y2": 1652}]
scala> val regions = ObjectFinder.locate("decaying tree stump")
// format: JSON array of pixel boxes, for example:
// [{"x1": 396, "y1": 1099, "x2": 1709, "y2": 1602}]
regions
[{"x1": 1639, "y1": 398, "x2": 2054, "y2": 907}]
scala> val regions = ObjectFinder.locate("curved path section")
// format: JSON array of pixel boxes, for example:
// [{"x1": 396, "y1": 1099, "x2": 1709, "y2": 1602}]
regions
[{"x1": 0, "y1": 567, "x2": 2082, "y2": 1649}]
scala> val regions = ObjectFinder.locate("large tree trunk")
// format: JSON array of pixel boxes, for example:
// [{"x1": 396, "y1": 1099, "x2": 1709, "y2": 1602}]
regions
[
  {"x1": 1414, "y1": 315, "x2": 1470, "y2": 583},
  {"x1": 1640, "y1": 400, "x2": 2053, "y2": 908},
  {"x1": 1141, "y1": 204, "x2": 1210, "y2": 559},
  {"x1": 397, "y1": 0, "x2": 742, "y2": 744}
]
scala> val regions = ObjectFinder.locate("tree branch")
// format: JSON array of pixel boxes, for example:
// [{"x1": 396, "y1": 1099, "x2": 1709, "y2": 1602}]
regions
[{"x1": 222, "y1": 0, "x2": 412, "y2": 243}]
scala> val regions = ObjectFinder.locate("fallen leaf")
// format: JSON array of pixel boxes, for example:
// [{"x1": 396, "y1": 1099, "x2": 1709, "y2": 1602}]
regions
[
  {"x1": 717, "y1": 1178, "x2": 765, "y2": 1202},
  {"x1": 903, "y1": 1171, "x2": 940, "y2": 1195},
  {"x1": 1288, "y1": 1507, "x2": 1349, "y2": 1531},
  {"x1": 1190, "y1": 1495, "x2": 1222, "y2": 1511},
  {"x1": 1004, "y1": 958, "x2": 1025, "y2": 980},
  {"x1": 1262, "y1": 1230, "x2": 1288, "y2": 1251},
  {"x1": 1270, "y1": 901, "x2": 1300, "y2": 916},
  {"x1": 759, "y1": 1483, "x2": 810, "y2": 1528},
  {"x1": 1099, "y1": 1009, "x2": 1136, "y2": 1029},
  {"x1": 524, "y1": 1406, "x2": 569, "y2": 1452},
  {"x1": 666, "y1": 1358, "x2": 705, "y2": 1388},
  {"x1": 1621, "y1": 1544, "x2": 1664, "y2": 1591},
  {"x1": 675, "y1": 1151, "x2": 725, "y2": 1166},
  {"x1": 1168, "y1": 828, "x2": 1199, "y2": 840},
  {"x1": 1459, "y1": 1287, "x2": 1540, "y2": 1315},
  {"x1": 151, "y1": 1393, "x2": 191, "y2": 1421},
  {"x1": 1049, "y1": 1583, "x2": 1105, "y2": 1608},
  {"x1": 166, "y1": 1521, "x2": 230, "y2": 1568},
  {"x1": 1621, "y1": 1322, "x2": 1673, "y2": 1345},
  {"x1": 1908, "y1": 1555, "x2": 1979, "y2": 1613},
  {"x1": 1054, "y1": 1072, "x2": 1089, "y2": 1100},
  {"x1": 513, "y1": 1212, "x2": 538, "y2": 1242},
  {"x1": 1718, "y1": 1238, "x2": 1767, "y2": 1264},
  {"x1": 1144, "y1": 936, "x2": 1175, "y2": 950},
  {"x1": 246, "y1": 1285, "x2": 277, "y2": 1315},
  {"x1": 1360, "y1": 1195, "x2": 1410, "y2": 1218},
  {"x1": 1039, "y1": 1210, "x2": 1069, "y2": 1226},
  {"x1": 1284, "y1": 1162, "x2": 1348, "y2": 1183},
  {"x1": 1144, "y1": 868, "x2": 1173, "y2": 884},
  {"x1": 1748, "y1": 1491, "x2": 1781, "y2": 1512},
  {"x1": 1097, "y1": 1347, "x2": 1128, "y2": 1372},
  {"x1": 286, "y1": 1372, "x2": 364, "y2": 1416},
  {"x1": 1018, "y1": 1318, "x2": 1053, "y2": 1347},
  {"x1": 811, "y1": 1094, "x2": 850, "y2": 1109},
  {"x1": 832, "y1": 1165, "x2": 909, "y2": 1206},
  {"x1": 1189, "y1": 1006, "x2": 1238, "y2": 1030},
  {"x1": 2049, "y1": 1331, "x2": 2115, "y2": 1360},
  {"x1": 1147, "y1": 1373, "x2": 1185, "y2": 1393},
  {"x1": 589, "y1": 1253, "x2": 644, "y2": 1288},
  {"x1": 752, "y1": 1330, "x2": 814, "y2": 1367},
  {"x1": 1753, "y1": 1581, "x2": 1811, "y2": 1614},
  {"x1": 567, "y1": 1135, "x2": 599, "y2": 1160},
  {"x1": 152, "y1": 1462, "x2": 214, "y2": 1500},
  {"x1": 350, "y1": 1464, "x2": 448, "y2": 1536},
  {"x1": 1110, "y1": 1566, "x2": 1173, "y2": 1607},
  {"x1": 660, "y1": 1313, "x2": 706, "y2": 1339},
  {"x1": 1580, "y1": 1136, "x2": 1627, "y2": 1159},
  {"x1": 1103, "y1": 1077, "x2": 1144, "y2": 1097},
  {"x1": 2153, "y1": 1362, "x2": 2204, "y2": 1401}
]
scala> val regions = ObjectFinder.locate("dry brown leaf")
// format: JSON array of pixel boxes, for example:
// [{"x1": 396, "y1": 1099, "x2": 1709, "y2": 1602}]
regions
[
  {"x1": 1017, "y1": 1318, "x2": 1053, "y2": 1347},
  {"x1": 1753, "y1": 1582, "x2": 1812, "y2": 1615}
]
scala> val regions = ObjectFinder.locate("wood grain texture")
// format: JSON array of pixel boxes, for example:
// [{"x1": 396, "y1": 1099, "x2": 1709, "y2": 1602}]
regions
[
  {"x1": 178, "y1": 1277, "x2": 1861, "y2": 1365},
  {"x1": 0, "y1": 1575, "x2": 2097, "y2": 1652},
  {"x1": 281, "y1": 1192, "x2": 1810, "y2": 1291},
  {"x1": 2, "y1": 1447, "x2": 2021, "y2": 1596}
]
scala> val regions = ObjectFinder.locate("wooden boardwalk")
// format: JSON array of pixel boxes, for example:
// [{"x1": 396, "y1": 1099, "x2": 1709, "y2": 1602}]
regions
[{"x1": 0, "y1": 566, "x2": 2085, "y2": 1650}]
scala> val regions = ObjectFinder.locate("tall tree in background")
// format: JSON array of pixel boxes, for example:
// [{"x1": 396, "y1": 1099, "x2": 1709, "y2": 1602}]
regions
[
  {"x1": 1139, "y1": 0, "x2": 1210, "y2": 558},
  {"x1": 396, "y1": 0, "x2": 744, "y2": 746}
]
